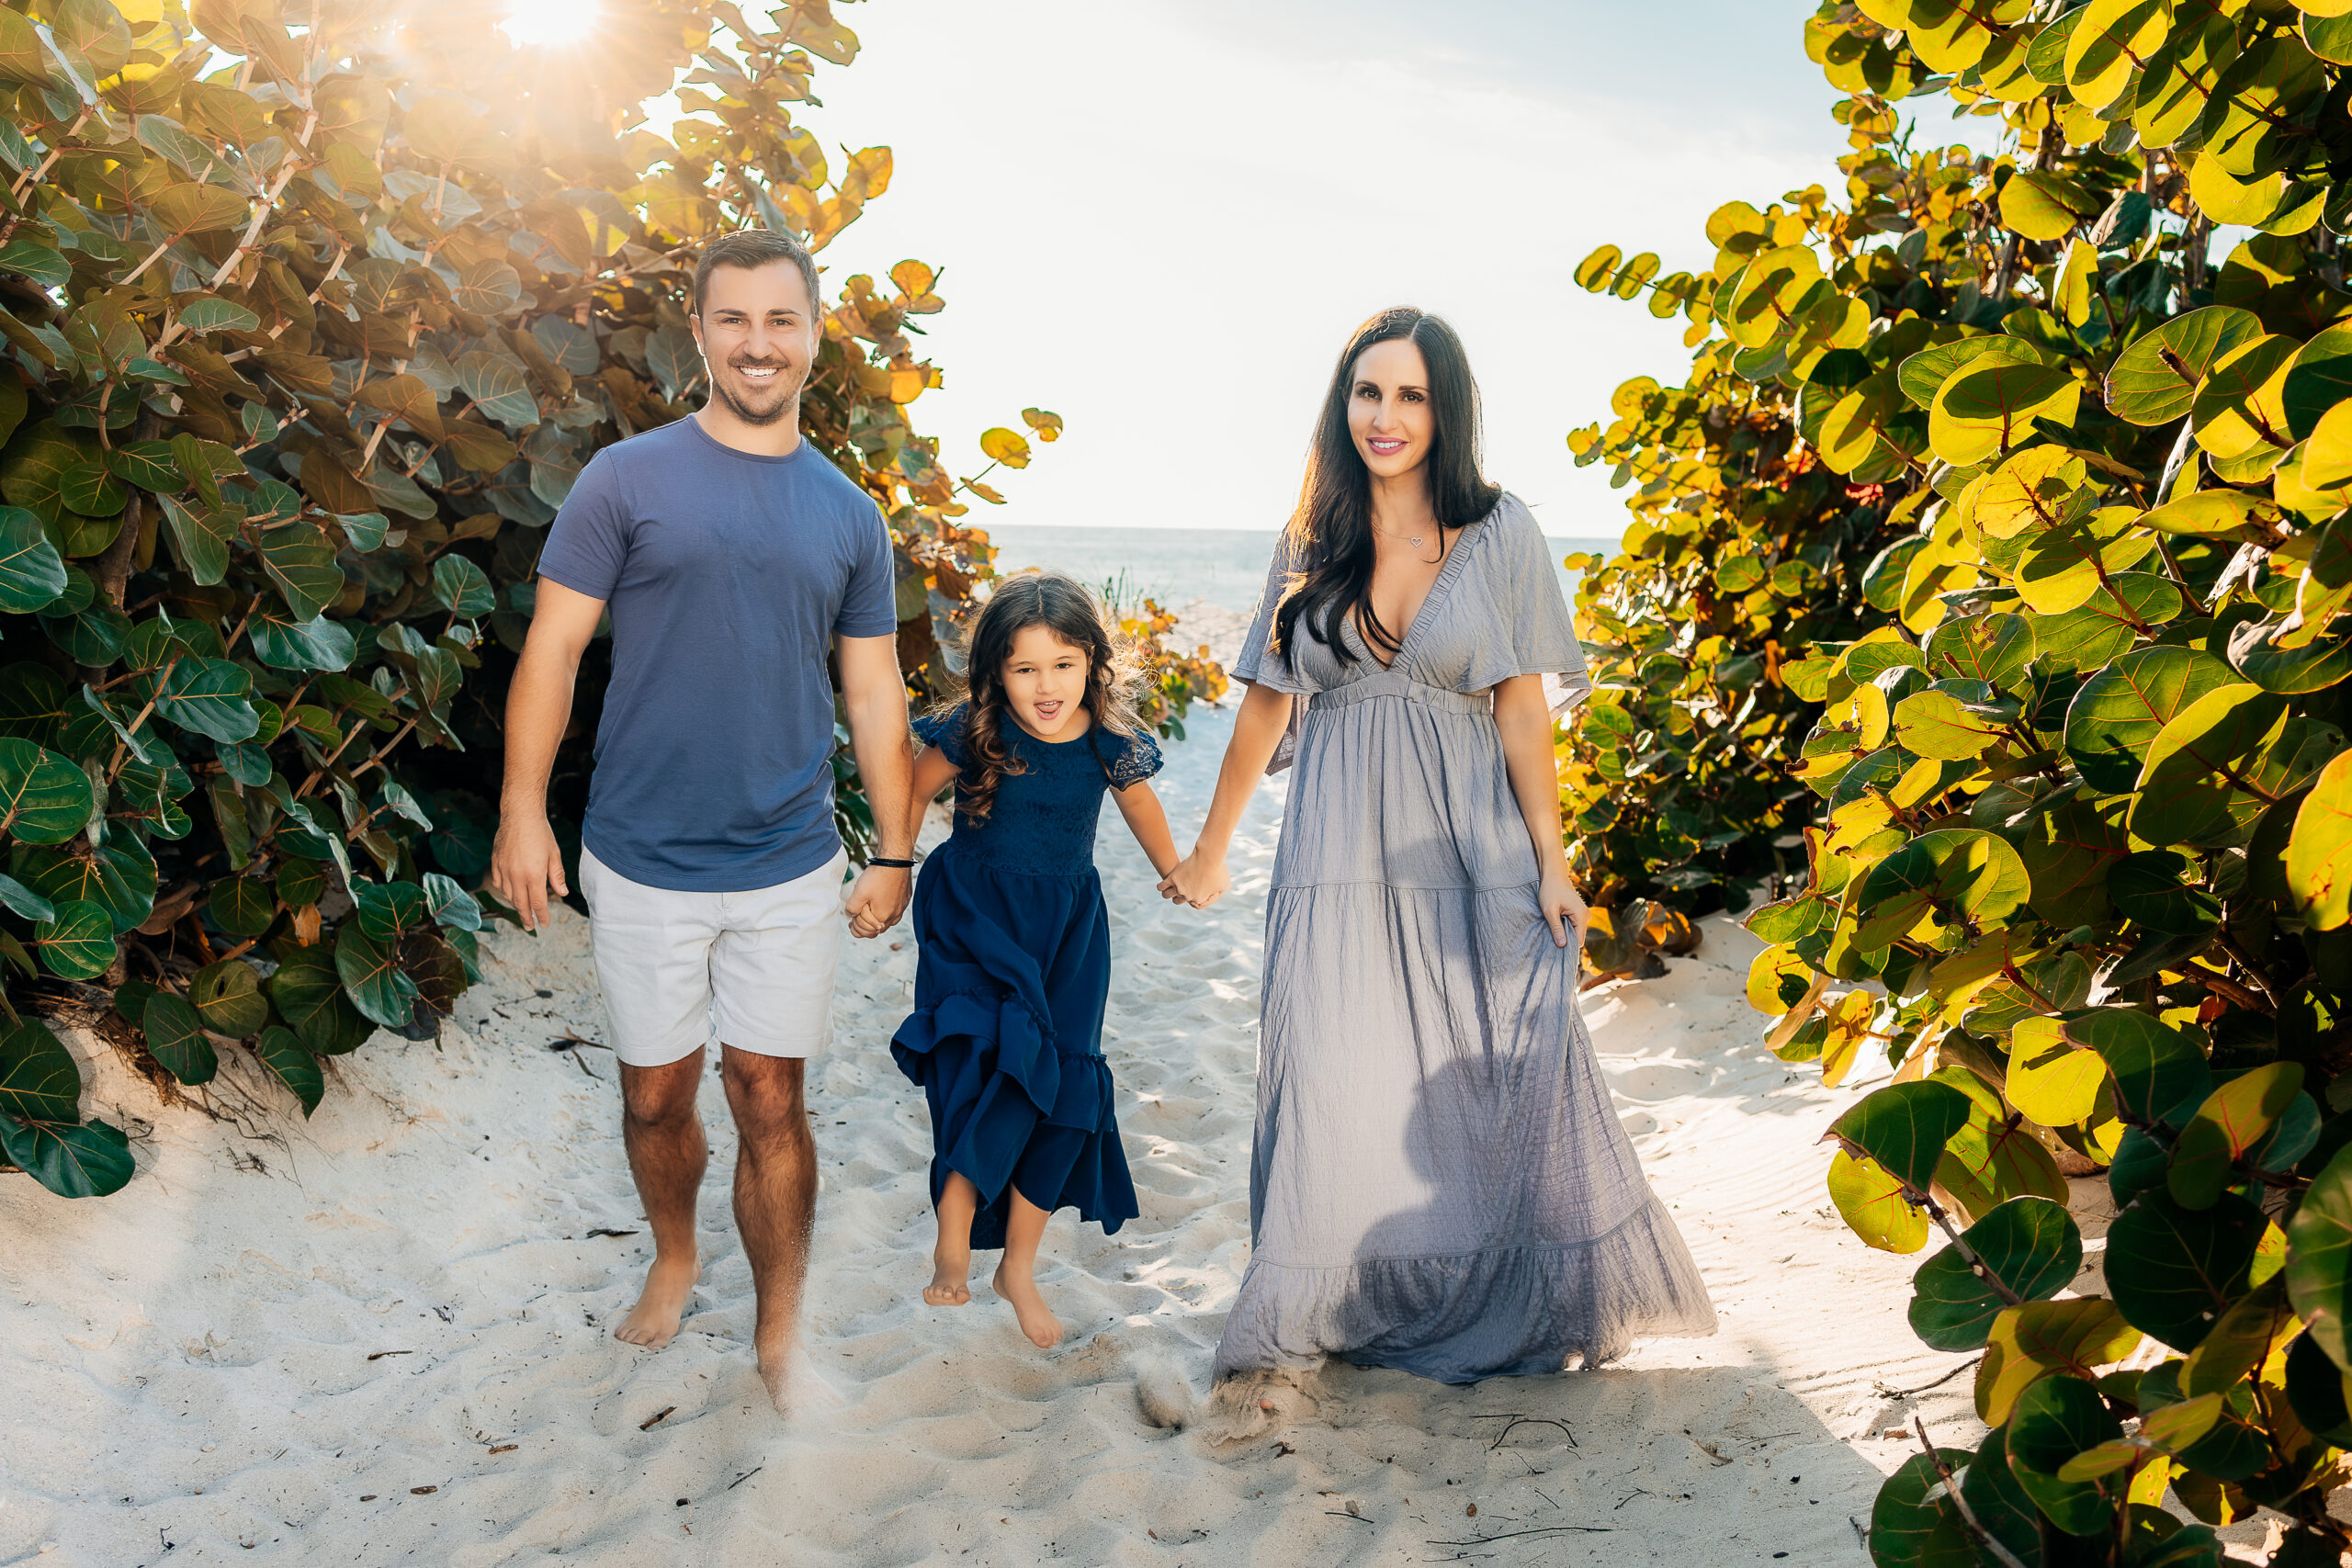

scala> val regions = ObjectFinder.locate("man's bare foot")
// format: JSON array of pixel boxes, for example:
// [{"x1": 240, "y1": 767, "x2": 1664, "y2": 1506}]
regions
[
  {"x1": 614, "y1": 1254, "x2": 698, "y2": 1349},
  {"x1": 991, "y1": 1260, "x2": 1062, "y2": 1348},
  {"x1": 923, "y1": 1237, "x2": 972, "y2": 1307},
  {"x1": 755, "y1": 1338, "x2": 849, "y2": 1417}
]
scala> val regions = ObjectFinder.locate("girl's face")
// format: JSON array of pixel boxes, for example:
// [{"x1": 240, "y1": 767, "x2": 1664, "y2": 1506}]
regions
[
  {"x1": 1346, "y1": 337, "x2": 1434, "y2": 482},
  {"x1": 1000, "y1": 624, "x2": 1091, "y2": 739}
]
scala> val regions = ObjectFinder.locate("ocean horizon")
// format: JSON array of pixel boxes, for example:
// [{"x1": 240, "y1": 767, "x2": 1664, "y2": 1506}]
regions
[{"x1": 978, "y1": 523, "x2": 1620, "y2": 615}]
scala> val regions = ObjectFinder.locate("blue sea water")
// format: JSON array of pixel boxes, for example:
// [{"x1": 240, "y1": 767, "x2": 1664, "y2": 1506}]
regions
[{"x1": 979, "y1": 524, "x2": 1619, "y2": 614}]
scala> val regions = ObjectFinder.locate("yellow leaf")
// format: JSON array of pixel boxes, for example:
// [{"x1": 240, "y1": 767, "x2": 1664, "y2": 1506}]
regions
[{"x1": 978, "y1": 427, "x2": 1031, "y2": 468}]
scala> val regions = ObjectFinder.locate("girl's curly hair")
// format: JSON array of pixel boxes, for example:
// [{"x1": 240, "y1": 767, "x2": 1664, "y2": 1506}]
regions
[{"x1": 934, "y1": 570, "x2": 1147, "y2": 826}]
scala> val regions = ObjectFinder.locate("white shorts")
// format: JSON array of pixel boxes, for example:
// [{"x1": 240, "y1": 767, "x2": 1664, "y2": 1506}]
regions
[{"x1": 578, "y1": 846, "x2": 848, "y2": 1068}]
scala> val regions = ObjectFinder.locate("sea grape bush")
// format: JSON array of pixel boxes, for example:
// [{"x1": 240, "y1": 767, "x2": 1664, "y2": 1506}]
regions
[
  {"x1": 0, "y1": 0, "x2": 1215, "y2": 1202},
  {"x1": 1572, "y1": 0, "x2": 2352, "y2": 1561}
]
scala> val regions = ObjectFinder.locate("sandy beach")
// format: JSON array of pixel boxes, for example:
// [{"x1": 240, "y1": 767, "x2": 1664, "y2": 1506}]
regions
[{"x1": 5, "y1": 644, "x2": 2036, "y2": 1567}]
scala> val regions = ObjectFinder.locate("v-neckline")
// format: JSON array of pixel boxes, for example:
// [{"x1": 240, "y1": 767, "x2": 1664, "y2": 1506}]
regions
[{"x1": 1355, "y1": 517, "x2": 1481, "y2": 673}]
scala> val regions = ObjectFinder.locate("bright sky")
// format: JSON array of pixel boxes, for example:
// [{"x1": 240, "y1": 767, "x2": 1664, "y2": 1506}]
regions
[{"x1": 667, "y1": 1, "x2": 2003, "y2": 537}]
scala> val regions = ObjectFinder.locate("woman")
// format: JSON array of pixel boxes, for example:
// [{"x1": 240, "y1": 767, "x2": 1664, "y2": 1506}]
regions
[{"x1": 1160, "y1": 308, "x2": 1715, "y2": 1385}]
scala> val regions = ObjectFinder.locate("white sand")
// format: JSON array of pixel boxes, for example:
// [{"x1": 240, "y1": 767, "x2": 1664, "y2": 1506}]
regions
[{"x1": 4, "y1": 697, "x2": 2023, "y2": 1567}]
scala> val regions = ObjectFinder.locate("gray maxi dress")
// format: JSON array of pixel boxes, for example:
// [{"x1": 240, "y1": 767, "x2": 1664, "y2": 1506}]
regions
[{"x1": 1213, "y1": 492, "x2": 1717, "y2": 1386}]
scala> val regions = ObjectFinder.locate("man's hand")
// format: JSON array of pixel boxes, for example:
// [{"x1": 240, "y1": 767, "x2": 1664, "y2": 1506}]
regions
[
  {"x1": 492, "y1": 814, "x2": 569, "y2": 931},
  {"x1": 845, "y1": 863, "x2": 911, "y2": 939}
]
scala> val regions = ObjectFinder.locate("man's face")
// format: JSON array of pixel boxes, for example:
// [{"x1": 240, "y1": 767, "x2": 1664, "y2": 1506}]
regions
[{"x1": 691, "y1": 259, "x2": 822, "y2": 427}]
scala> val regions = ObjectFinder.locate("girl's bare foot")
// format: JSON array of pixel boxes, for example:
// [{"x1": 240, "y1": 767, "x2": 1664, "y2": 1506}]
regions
[
  {"x1": 991, "y1": 1259, "x2": 1062, "y2": 1348},
  {"x1": 924, "y1": 1237, "x2": 971, "y2": 1306},
  {"x1": 614, "y1": 1254, "x2": 698, "y2": 1348}
]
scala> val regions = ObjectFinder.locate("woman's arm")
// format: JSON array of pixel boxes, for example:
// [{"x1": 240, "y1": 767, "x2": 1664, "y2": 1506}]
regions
[
  {"x1": 1111, "y1": 779, "x2": 1180, "y2": 878},
  {"x1": 1493, "y1": 672, "x2": 1589, "y2": 951},
  {"x1": 1159, "y1": 681, "x2": 1294, "y2": 908}
]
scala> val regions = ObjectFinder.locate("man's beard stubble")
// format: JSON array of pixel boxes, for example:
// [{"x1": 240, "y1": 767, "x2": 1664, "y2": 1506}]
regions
[{"x1": 709, "y1": 361, "x2": 803, "y2": 428}]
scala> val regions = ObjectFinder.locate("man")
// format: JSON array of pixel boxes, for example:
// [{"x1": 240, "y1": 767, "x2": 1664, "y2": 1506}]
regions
[{"x1": 490, "y1": 229, "x2": 916, "y2": 1416}]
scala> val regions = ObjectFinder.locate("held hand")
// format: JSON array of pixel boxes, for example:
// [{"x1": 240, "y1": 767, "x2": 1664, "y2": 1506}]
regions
[
  {"x1": 1539, "y1": 869, "x2": 1589, "y2": 953},
  {"x1": 1158, "y1": 852, "x2": 1229, "y2": 910},
  {"x1": 845, "y1": 863, "x2": 912, "y2": 939},
  {"x1": 490, "y1": 813, "x2": 568, "y2": 932}
]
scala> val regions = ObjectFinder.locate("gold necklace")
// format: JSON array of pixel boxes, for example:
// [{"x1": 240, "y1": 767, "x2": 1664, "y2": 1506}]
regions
[{"x1": 1375, "y1": 522, "x2": 1434, "y2": 550}]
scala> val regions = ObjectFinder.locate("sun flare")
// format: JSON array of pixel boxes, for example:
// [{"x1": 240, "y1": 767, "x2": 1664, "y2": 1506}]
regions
[{"x1": 498, "y1": 0, "x2": 598, "y2": 48}]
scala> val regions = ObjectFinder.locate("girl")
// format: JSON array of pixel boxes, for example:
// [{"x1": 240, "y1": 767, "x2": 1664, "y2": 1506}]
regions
[
  {"x1": 891, "y1": 570, "x2": 1177, "y2": 1348},
  {"x1": 1160, "y1": 308, "x2": 1715, "y2": 1386}
]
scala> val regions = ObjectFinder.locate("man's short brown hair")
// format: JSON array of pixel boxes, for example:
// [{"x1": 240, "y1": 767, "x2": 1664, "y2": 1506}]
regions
[{"x1": 692, "y1": 228, "x2": 822, "y2": 318}]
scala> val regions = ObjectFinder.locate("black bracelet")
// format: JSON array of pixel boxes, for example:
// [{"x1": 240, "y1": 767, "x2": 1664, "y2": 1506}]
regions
[{"x1": 868, "y1": 856, "x2": 916, "y2": 869}]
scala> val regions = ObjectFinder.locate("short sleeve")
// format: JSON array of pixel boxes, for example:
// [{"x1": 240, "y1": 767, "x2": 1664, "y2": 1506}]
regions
[
  {"x1": 536, "y1": 449, "x2": 631, "y2": 600},
  {"x1": 1491, "y1": 496, "x2": 1593, "y2": 718},
  {"x1": 834, "y1": 503, "x2": 899, "y2": 637},
  {"x1": 912, "y1": 702, "x2": 971, "y2": 769},
  {"x1": 1230, "y1": 536, "x2": 1312, "y2": 695},
  {"x1": 1103, "y1": 728, "x2": 1162, "y2": 790}
]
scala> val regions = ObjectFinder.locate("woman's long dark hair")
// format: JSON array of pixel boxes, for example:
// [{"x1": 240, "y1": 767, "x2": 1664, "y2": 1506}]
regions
[
  {"x1": 938, "y1": 570, "x2": 1145, "y2": 825},
  {"x1": 1271, "y1": 307, "x2": 1502, "y2": 663}
]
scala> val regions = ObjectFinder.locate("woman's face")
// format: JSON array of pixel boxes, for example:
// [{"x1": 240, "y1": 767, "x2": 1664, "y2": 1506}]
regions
[
  {"x1": 1000, "y1": 624, "x2": 1090, "y2": 739},
  {"x1": 1346, "y1": 337, "x2": 1434, "y2": 482}
]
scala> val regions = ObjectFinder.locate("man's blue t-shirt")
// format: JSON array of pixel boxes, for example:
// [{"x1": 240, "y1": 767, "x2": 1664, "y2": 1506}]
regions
[{"x1": 536, "y1": 415, "x2": 899, "y2": 892}]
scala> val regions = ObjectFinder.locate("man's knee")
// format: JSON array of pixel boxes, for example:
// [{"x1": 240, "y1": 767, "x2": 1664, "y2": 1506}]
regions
[
  {"x1": 620, "y1": 1053, "x2": 704, "y2": 1131},
  {"x1": 720, "y1": 1048, "x2": 808, "y2": 1141}
]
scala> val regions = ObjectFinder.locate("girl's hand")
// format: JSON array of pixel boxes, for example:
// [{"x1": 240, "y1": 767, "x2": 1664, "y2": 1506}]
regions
[
  {"x1": 1159, "y1": 852, "x2": 1229, "y2": 909},
  {"x1": 1539, "y1": 870, "x2": 1589, "y2": 952}
]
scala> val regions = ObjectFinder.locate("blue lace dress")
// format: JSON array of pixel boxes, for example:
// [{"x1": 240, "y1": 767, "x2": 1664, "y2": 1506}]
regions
[{"x1": 891, "y1": 704, "x2": 1160, "y2": 1250}]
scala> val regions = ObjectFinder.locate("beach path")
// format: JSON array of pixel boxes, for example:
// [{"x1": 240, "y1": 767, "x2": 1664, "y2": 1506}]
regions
[{"x1": 2, "y1": 702, "x2": 1994, "y2": 1566}]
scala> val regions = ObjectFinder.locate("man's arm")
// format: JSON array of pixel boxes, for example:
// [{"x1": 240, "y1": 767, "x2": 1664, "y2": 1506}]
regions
[
  {"x1": 490, "y1": 580, "x2": 606, "y2": 931},
  {"x1": 837, "y1": 631, "x2": 914, "y2": 938}
]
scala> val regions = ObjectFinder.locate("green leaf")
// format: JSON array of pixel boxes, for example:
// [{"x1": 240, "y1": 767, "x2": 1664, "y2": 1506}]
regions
[
  {"x1": 352, "y1": 878, "x2": 426, "y2": 941},
  {"x1": 1978, "y1": 1297, "x2": 2143, "y2": 1426},
  {"x1": 422, "y1": 872, "x2": 481, "y2": 931},
  {"x1": 2001, "y1": 169, "x2": 2101, "y2": 242},
  {"x1": 1866, "y1": 1450, "x2": 1976, "y2": 1565},
  {"x1": 2287, "y1": 1145, "x2": 2352, "y2": 1373},
  {"x1": 254, "y1": 521, "x2": 345, "y2": 621},
  {"x1": 334, "y1": 919, "x2": 418, "y2": 1029},
  {"x1": 191, "y1": 958, "x2": 268, "y2": 1037},
  {"x1": 0, "y1": 871, "x2": 53, "y2": 921},
  {"x1": 1908, "y1": 1197, "x2": 2083, "y2": 1351},
  {"x1": 205, "y1": 875, "x2": 276, "y2": 938},
  {"x1": 247, "y1": 611, "x2": 356, "y2": 673},
  {"x1": 176, "y1": 294, "x2": 261, "y2": 334},
  {"x1": 15, "y1": 840, "x2": 156, "y2": 932},
  {"x1": 2005, "y1": 1371, "x2": 2123, "y2": 1536},
  {"x1": 2170, "y1": 1062, "x2": 2303, "y2": 1210},
  {"x1": 2108, "y1": 850, "x2": 2221, "y2": 937},
  {"x1": 276, "y1": 859, "x2": 327, "y2": 908},
  {"x1": 1827, "y1": 1145, "x2": 1931, "y2": 1254},
  {"x1": 454, "y1": 351, "x2": 538, "y2": 429},
  {"x1": 2105, "y1": 306, "x2": 2264, "y2": 427},
  {"x1": 2109, "y1": 1190, "x2": 2266, "y2": 1351},
  {"x1": 0, "y1": 1111, "x2": 132, "y2": 1198},
  {"x1": 1852, "y1": 829, "x2": 2031, "y2": 950},
  {"x1": 454, "y1": 260, "x2": 521, "y2": 315},
  {"x1": 155, "y1": 493, "x2": 231, "y2": 586},
  {"x1": 31, "y1": 897, "x2": 109, "y2": 979},
  {"x1": 2064, "y1": 647, "x2": 2237, "y2": 795},
  {"x1": 267, "y1": 945, "x2": 371, "y2": 1055},
  {"x1": 2064, "y1": 1008, "x2": 2211, "y2": 1127},
  {"x1": 0, "y1": 1018, "x2": 78, "y2": 1123},
  {"x1": 2288, "y1": 750, "x2": 2352, "y2": 930},
  {"x1": 1832, "y1": 1080, "x2": 1973, "y2": 1192},
  {"x1": 252, "y1": 1025, "x2": 323, "y2": 1115},
  {"x1": 1929, "y1": 360, "x2": 2079, "y2": 467},
  {"x1": 139, "y1": 991, "x2": 217, "y2": 1086},
  {"x1": 429, "y1": 554, "x2": 495, "y2": 617},
  {"x1": 1892, "y1": 688, "x2": 2007, "y2": 760},
  {"x1": 0, "y1": 736, "x2": 93, "y2": 843},
  {"x1": 2129, "y1": 684, "x2": 2291, "y2": 848},
  {"x1": 157, "y1": 658, "x2": 258, "y2": 744},
  {"x1": 0, "y1": 505, "x2": 66, "y2": 612}
]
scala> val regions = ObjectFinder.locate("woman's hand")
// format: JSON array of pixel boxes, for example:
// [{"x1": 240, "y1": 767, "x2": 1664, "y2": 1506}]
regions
[
  {"x1": 1159, "y1": 852, "x2": 1229, "y2": 909},
  {"x1": 1539, "y1": 869, "x2": 1589, "y2": 953}
]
